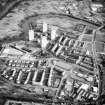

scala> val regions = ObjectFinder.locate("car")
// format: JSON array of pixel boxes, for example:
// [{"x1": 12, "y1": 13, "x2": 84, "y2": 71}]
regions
[
  {"x1": 9, "y1": 60, "x2": 13, "y2": 63},
  {"x1": 77, "y1": 73, "x2": 84, "y2": 78},
  {"x1": 14, "y1": 60, "x2": 18, "y2": 63}
]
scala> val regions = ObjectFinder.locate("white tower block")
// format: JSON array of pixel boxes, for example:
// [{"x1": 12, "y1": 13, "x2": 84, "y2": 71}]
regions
[
  {"x1": 86, "y1": 50, "x2": 90, "y2": 55},
  {"x1": 51, "y1": 26, "x2": 57, "y2": 40},
  {"x1": 43, "y1": 22, "x2": 47, "y2": 32},
  {"x1": 41, "y1": 36, "x2": 49, "y2": 49},
  {"x1": 29, "y1": 30, "x2": 34, "y2": 41}
]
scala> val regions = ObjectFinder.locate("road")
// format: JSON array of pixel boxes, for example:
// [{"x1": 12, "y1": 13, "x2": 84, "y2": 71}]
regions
[{"x1": 92, "y1": 25, "x2": 105, "y2": 100}]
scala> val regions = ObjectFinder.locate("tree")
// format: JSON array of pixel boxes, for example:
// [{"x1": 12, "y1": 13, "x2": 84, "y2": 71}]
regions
[{"x1": 0, "y1": 0, "x2": 23, "y2": 20}]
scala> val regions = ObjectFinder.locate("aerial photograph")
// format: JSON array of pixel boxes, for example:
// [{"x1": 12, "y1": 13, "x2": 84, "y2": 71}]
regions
[{"x1": 0, "y1": 0, "x2": 105, "y2": 105}]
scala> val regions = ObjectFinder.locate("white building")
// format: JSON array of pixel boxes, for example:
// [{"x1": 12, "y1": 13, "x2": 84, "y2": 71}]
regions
[
  {"x1": 29, "y1": 29, "x2": 34, "y2": 41},
  {"x1": 51, "y1": 26, "x2": 58, "y2": 40},
  {"x1": 43, "y1": 22, "x2": 47, "y2": 33},
  {"x1": 41, "y1": 36, "x2": 49, "y2": 49}
]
